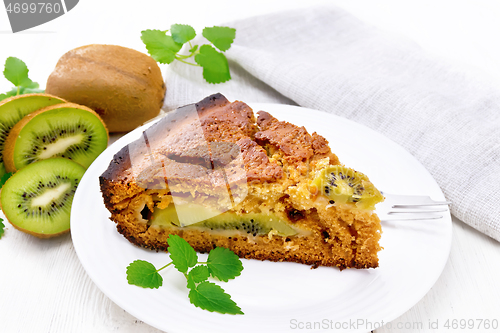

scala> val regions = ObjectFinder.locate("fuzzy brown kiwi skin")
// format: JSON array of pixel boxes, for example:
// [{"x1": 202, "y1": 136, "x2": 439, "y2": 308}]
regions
[
  {"x1": 45, "y1": 44, "x2": 166, "y2": 133},
  {"x1": 3, "y1": 102, "x2": 109, "y2": 173}
]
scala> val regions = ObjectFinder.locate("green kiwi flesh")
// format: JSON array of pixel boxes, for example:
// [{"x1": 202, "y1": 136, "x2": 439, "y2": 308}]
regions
[
  {"x1": 310, "y1": 165, "x2": 384, "y2": 210},
  {"x1": 0, "y1": 94, "x2": 65, "y2": 177},
  {"x1": 150, "y1": 204, "x2": 298, "y2": 237},
  {"x1": 0, "y1": 158, "x2": 85, "y2": 238},
  {"x1": 10, "y1": 105, "x2": 108, "y2": 170}
]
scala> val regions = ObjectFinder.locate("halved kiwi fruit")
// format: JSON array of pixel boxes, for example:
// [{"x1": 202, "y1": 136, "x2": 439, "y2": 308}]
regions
[
  {"x1": 150, "y1": 204, "x2": 298, "y2": 237},
  {"x1": 0, "y1": 158, "x2": 85, "y2": 238},
  {"x1": 309, "y1": 165, "x2": 384, "y2": 210},
  {"x1": 0, "y1": 93, "x2": 66, "y2": 177},
  {"x1": 3, "y1": 102, "x2": 108, "y2": 172}
]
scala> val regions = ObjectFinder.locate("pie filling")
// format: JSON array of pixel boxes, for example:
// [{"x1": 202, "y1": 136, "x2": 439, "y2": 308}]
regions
[{"x1": 147, "y1": 203, "x2": 312, "y2": 237}]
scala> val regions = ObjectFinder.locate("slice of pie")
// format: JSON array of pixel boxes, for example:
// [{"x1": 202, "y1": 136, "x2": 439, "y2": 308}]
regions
[{"x1": 99, "y1": 94, "x2": 384, "y2": 270}]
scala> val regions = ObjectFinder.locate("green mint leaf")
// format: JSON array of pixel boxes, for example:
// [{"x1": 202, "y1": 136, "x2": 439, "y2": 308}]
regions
[
  {"x1": 0, "y1": 88, "x2": 19, "y2": 101},
  {"x1": 207, "y1": 247, "x2": 243, "y2": 282},
  {"x1": 188, "y1": 281, "x2": 243, "y2": 315},
  {"x1": 126, "y1": 260, "x2": 163, "y2": 289},
  {"x1": 21, "y1": 88, "x2": 44, "y2": 94},
  {"x1": 0, "y1": 219, "x2": 5, "y2": 239},
  {"x1": 0, "y1": 87, "x2": 43, "y2": 102},
  {"x1": 171, "y1": 24, "x2": 196, "y2": 45},
  {"x1": 188, "y1": 44, "x2": 198, "y2": 53},
  {"x1": 167, "y1": 234, "x2": 198, "y2": 273},
  {"x1": 0, "y1": 172, "x2": 13, "y2": 189},
  {"x1": 22, "y1": 81, "x2": 39, "y2": 89},
  {"x1": 3, "y1": 57, "x2": 33, "y2": 87},
  {"x1": 188, "y1": 265, "x2": 210, "y2": 284},
  {"x1": 194, "y1": 45, "x2": 231, "y2": 84},
  {"x1": 202, "y1": 26, "x2": 236, "y2": 52},
  {"x1": 186, "y1": 275, "x2": 196, "y2": 290},
  {"x1": 186, "y1": 265, "x2": 210, "y2": 289},
  {"x1": 141, "y1": 30, "x2": 183, "y2": 64},
  {"x1": 0, "y1": 91, "x2": 15, "y2": 102}
]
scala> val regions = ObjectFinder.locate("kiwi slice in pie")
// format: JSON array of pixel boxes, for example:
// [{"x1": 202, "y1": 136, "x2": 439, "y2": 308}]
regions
[
  {"x1": 310, "y1": 165, "x2": 384, "y2": 210},
  {"x1": 3, "y1": 103, "x2": 108, "y2": 172},
  {"x1": 150, "y1": 203, "x2": 298, "y2": 237}
]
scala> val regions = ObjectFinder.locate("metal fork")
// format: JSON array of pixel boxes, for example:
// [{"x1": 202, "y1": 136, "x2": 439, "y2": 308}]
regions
[{"x1": 377, "y1": 192, "x2": 451, "y2": 222}]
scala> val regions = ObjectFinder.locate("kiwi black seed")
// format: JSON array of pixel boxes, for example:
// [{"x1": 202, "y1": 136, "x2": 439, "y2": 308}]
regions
[
  {"x1": 0, "y1": 94, "x2": 66, "y2": 177},
  {"x1": 0, "y1": 158, "x2": 86, "y2": 238},
  {"x1": 310, "y1": 165, "x2": 384, "y2": 210},
  {"x1": 3, "y1": 102, "x2": 108, "y2": 172}
]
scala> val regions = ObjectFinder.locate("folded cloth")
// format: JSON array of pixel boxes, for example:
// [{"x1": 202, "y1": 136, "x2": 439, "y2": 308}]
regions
[{"x1": 162, "y1": 5, "x2": 500, "y2": 242}]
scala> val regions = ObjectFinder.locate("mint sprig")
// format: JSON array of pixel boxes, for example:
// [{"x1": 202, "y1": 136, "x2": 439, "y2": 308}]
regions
[
  {"x1": 126, "y1": 234, "x2": 244, "y2": 315},
  {"x1": 0, "y1": 57, "x2": 44, "y2": 102},
  {"x1": 141, "y1": 25, "x2": 236, "y2": 84}
]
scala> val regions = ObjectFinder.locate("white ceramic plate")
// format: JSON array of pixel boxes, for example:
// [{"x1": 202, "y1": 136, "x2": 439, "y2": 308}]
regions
[{"x1": 71, "y1": 103, "x2": 452, "y2": 333}]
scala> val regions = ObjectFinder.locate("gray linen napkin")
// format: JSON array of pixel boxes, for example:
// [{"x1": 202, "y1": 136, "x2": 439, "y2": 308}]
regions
[{"x1": 162, "y1": 5, "x2": 500, "y2": 242}]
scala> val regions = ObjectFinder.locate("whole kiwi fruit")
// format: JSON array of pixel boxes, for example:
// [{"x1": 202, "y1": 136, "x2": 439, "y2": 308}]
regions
[{"x1": 45, "y1": 44, "x2": 166, "y2": 133}]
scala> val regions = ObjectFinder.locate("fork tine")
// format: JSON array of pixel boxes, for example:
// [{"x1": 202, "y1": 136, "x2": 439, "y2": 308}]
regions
[
  {"x1": 389, "y1": 207, "x2": 448, "y2": 213},
  {"x1": 378, "y1": 192, "x2": 450, "y2": 222},
  {"x1": 381, "y1": 214, "x2": 444, "y2": 222},
  {"x1": 392, "y1": 202, "x2": 451, "y2": 207},
  {"x1": 381, "y1": 192, "x2": 451, "y2": 206}
]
